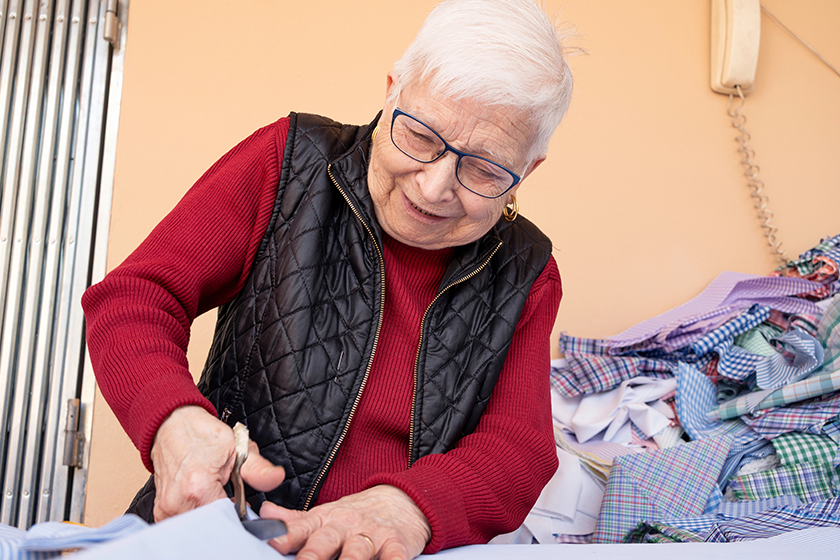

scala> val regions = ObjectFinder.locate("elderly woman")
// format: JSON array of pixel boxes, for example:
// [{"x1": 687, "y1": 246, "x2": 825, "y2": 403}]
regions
[{"x1": 82, "y1": 0, "x2": 572, "y2": 558}]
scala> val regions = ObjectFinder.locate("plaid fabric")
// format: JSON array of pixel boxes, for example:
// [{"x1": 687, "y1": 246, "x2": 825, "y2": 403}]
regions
[
  {"x1": 624, "y1": 521, "x2": 705, "y2": 543},
  {"x1": 710, "y1": 367, "x2": 840, "y2": 420},
  {"x1": 592, "y1": 435, "x2": 731, "y2": 543},
  {"x1": 676, "y1": 361, "x2": 759, "y2": 445},
  {"x1": 691, "y1": 305, "x2": 771, "y2": 357},
  {"x1": 739, "y1": 389, "x2": 840, "y2": 439},
  {"x1": 626, "y1": 496, "x2": 807, "y2": 543},
  {"x1": 728, "y1": 461, "x2": 837, "y2": 503},
  {"x1": 772, "y1": 431, "x2": 839, "y2": 467},
  {"x1": 817, "y1": 294, "x2": 840, "y2": 375},
  {"x1": 552, "y1": 334, "x2": 674, "y2": 396},
  {"x1": 717, "y1": 495, "x2": 803, "y2": 517},
  {"x1": 773, "y1": 233, "x2": 840, "y2": 300},
  {"x1": 560, "y1": 334, "x2": 609, "y2": 356},
  {"x1": 553, "y1": 534, "x2": 591, "y2": 544},
  {"x1": 705, "y1": 496, "x2": 840, "y2": 542},
  {"x1": 823, "y1": 417, "x2": 840, "y2": 444},
  {"x1": 718, "y1": 438, "x2": 776, "y2": 487}
]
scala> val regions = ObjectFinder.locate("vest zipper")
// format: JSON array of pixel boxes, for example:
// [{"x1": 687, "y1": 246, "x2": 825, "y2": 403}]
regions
[
  {"x1": 408, "y1": 241, "x2": 503, "y2": 467},
  {"x1": 301, "y1": 164, "x2": 386, "y2": 510}
]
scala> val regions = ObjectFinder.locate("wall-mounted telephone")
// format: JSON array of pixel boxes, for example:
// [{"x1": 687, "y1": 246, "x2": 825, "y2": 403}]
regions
[{"x1": 710, "y1": 0, "x2": 761, "y2": 95}]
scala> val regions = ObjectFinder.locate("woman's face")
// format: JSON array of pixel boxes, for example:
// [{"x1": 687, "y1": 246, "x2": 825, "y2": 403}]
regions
[{"x1": 367, "y1": 75, "x2": 544, "y2": 250}]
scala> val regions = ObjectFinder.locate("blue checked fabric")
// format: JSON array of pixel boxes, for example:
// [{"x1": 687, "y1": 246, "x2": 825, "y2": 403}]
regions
[
  {"x1": 0, "y1": 515, "x2": 147, "y2": 559},
  {"x1": 717, "y1": 495, "x2": 804, "y2": 517},
  {"x1": 740, "y1": 389, "x2": 840, "y2": 439},
  {"x1": 705, "y1": 496, "x2": 840, "y2": 542},
  {"x1": 633, "y1": 495, "x2": 807, "y2": 542},
  {"x1": 676, "y1": 361, "x2": 759, "y2": 445},
  {"x1": 717, "y1": 438, "x2": 776, "y2": 487},
  {"x1": 728, "y1": 461, "x2": 837, "y2": 503},
  {"x1": 714, "y1": 338, "x2": 764, "y2": 382},
  {"x1": 691, "y1": 305, "x2": 771, "y2": 357},
  {"x1": 592, "y1": 435, "x2": 732, "y2": 543},
  {"x1": 629, "y1": 496, "x2": 840, "y2": 543}
]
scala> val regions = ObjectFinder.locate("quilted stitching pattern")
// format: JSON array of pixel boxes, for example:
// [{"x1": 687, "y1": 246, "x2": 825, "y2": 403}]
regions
[
  {"x1": 197, "y1": 112, "x2": 553, "y2": 510},
  {"x1": 199, "y1": 114, "x2": 380, "y2": 509},
  {"x1": 413, "y1": 217, "x2": 552, "y2": 459}
]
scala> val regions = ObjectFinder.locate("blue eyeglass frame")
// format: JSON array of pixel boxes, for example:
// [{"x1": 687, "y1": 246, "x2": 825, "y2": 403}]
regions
[{"x1": 390, "y1": 108, "x2": 521, "y2": 199}]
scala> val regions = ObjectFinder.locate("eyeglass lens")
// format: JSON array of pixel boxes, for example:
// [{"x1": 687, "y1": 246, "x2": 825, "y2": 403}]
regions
[{"x1": 391, "y1": 112, "x2": 515, "y2": 198}]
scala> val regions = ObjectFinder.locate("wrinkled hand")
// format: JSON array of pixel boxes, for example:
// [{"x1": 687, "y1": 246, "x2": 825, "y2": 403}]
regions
[
  {"x1": 260, "y1": 485, "x2": 431, "y2": 560},
  {"x1": 150, "y1": 405, "x2": 286, "y2": 522}
]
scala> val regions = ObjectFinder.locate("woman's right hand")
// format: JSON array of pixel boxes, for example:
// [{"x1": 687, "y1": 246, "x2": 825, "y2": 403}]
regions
[{"x1": 149, "y1": 405, "x2": 286, "y2": 522}]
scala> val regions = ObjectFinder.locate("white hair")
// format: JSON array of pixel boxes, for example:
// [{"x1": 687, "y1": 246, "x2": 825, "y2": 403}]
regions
[{"x1": 392, "y1": 0, "x2": 574, "y2": 162}]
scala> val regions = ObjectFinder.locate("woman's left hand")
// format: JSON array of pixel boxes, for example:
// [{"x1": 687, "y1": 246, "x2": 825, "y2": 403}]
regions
[{"x1": 260, "y1": 485, "x2": 431, "y2": 560}]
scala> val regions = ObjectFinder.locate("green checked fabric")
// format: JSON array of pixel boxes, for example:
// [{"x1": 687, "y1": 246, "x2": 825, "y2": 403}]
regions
[
  {"x1": 772, "y1": 432, "x2": 839, "y2": 467},
  {"x1": 624, "y1": 522, "x2": 705, "y2": 543},
  {"x1": 734, "y1": 322, "x2": 783, "y2": 357},
  {"x1": 728, "y1": 461, "x2": 836, "y2": 503}
]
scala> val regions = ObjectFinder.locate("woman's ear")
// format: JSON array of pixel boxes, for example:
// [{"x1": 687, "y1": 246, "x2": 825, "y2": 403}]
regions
[
  {"x1": 522, "y1": 156, "x2": 546, "y2": 181},
  {"x1": 385, "y1": 72, "x2": 399, "y2": 104}
]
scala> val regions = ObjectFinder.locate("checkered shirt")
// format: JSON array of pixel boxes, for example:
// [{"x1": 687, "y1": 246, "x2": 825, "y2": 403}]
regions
[
  {"x1": 772, "y1": 431, "x2": 839, "y2": 468},
  {"x1": 704, "y1": 496, "x2": 840, "y2": 542},
  {"x1": 728, "y1": 461, "x2": 837, "y2": 503},
  {"x1": 676, "y1": 361, "x2": 759, "y2": 445},
  {"x1": 739, "y1": 389, "x2": 840, "y2": 439},
  {"x1": 592, "y1": 435, "x2": 731, "y2": 543},
  {"x1": 552, "y1": 334, "x2": 675, "y2": 396}
]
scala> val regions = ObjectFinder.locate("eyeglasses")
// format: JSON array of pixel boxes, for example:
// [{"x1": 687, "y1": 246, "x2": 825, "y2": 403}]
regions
[{"x1": 389, "y1": 108, "x2": 521, "y2": 199}]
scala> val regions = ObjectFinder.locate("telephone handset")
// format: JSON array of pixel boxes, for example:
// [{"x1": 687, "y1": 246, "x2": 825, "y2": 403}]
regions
[{"x1": 710, "y1": 0, "x2": 760, "y2": 95}]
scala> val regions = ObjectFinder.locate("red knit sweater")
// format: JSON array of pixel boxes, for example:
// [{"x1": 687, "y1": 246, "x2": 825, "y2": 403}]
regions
[{"x1": 82, "y1": 117, "x2": 561, "y2": 552}]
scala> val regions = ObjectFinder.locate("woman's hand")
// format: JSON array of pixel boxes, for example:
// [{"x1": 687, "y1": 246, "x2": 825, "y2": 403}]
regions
[
  {"x1": 149, "y1": 405, "x2": 286, "y2": 522},
  {"x1": 260, "y1": 485, "x2": 431, "y2": 560}
]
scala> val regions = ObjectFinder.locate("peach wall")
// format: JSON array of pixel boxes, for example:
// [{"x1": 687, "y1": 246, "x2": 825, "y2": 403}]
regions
[{"x1": 84, "y1": 0, "x2": 840, "y2": 525}]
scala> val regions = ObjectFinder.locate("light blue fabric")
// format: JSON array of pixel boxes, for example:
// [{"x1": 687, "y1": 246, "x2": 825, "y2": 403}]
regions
[
  {"x1": 0, "y1": 500, "x2": 284, "y2": 560},
  {"x1": 0, "y1": 514, "x2": 146, "y2": 559}
]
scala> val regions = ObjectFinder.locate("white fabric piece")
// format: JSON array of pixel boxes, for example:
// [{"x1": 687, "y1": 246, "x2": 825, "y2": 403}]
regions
[
  {"x1": 526, "y1": 463, "x2": 605, "y2": 540},
  {"x1": 569, "y1": 377, "x2": 677, "y2": 443},
  {"x1": 530, "y1": 447, "x2": 582, "y2": 522}
]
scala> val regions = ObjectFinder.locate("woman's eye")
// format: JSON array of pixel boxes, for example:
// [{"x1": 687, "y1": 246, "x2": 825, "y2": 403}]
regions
[{"x1": 409, "y1": 129, "x2": 435, "y2": 145}]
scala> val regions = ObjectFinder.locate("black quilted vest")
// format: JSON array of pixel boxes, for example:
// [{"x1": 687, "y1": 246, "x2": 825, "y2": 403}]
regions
[{"x1": 195, "y1": 112, "x2": 552, "y2": 512}]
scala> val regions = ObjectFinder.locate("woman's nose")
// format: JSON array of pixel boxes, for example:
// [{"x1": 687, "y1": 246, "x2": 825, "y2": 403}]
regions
[{"x1": 418, "y1": 152, "x2": 459, "y2": 203}]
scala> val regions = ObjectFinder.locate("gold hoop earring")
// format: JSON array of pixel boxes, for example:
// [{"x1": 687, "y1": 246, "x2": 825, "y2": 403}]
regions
[
  {"x1": 503, "y1": 195, "x2": 518, "y2": 222},
  {"x1": 371, "y1": 124, "x2": 380, "y2": 142}
]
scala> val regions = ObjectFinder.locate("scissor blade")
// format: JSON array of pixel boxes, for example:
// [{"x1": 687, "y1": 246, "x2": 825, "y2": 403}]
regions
[
  {"x1": 232, "y1": 423, "x2": 250, "y2": 521},
  {"x1": 241, "y1": 518, "x2": 288, "y2": 541}
]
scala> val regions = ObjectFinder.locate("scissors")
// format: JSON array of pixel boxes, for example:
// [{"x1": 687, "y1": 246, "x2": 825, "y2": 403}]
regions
[{"x1": 231, "y1": 423, "x2": 288, "y2": 541}]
